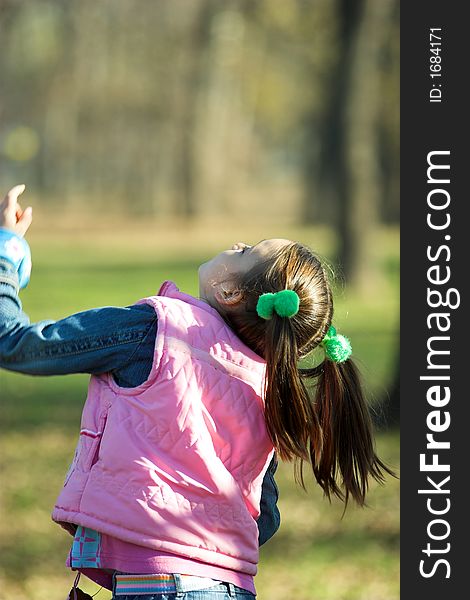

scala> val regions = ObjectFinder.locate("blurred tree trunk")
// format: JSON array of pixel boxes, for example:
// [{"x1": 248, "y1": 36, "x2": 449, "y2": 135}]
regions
[
  {"x1": 303, "y1": 0, "x2": 364, "y2": 223},
  {"x1": 197, "y1": 7, "x2": 254, "y2": 218},
  {"x1": 305, "y1": 0, "x2": 396, "y2": 291},
  {"x1": 340, "y1": 0, "x2": 396, "y2": 291},
  {"x1": 302, "y1": 0, "x2": 362, "y2": 226},
  {"x1": 172, "y1": 0, "x2": 215, "y2": 219}
]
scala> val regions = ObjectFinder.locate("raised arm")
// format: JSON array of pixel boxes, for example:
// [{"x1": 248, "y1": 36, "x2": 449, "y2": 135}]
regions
[{"x1": 0, "y1": 185, "x2": 157, "y2": 380}]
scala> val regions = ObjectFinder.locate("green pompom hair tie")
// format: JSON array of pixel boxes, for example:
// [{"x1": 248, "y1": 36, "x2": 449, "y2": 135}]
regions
[
  {"x1": 320, "y1": 325, "x2": 352, "y2": 363},
  {"x1": 256, "y1": 290, "x2": 300, "y2": 320}
]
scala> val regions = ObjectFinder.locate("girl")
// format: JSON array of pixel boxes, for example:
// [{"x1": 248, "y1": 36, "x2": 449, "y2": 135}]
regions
[{"x1": 0, "y1": 185, "x2": 393, "y2": 599}]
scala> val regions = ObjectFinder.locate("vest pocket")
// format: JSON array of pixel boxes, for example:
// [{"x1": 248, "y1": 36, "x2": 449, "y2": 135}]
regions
[
  {"x1": 82, "y1": 414, "x2": 108, "y2": 471},
  {"x1": 64, "y1": 413, "x2": 108, "y2": 483}
]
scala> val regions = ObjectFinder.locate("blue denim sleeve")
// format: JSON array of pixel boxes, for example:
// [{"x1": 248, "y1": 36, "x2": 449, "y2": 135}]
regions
[
  {"x1": 258, "y1": 455, "x2": 281, "y2": 545},
  {"x1": 0, "y1": 258, "x2": 157, "y2": 380}
]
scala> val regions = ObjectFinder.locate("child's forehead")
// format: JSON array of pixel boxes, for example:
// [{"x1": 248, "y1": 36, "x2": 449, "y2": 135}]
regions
[{"x1": 252, "y1": 238, "x2": 292, "y2": 253}]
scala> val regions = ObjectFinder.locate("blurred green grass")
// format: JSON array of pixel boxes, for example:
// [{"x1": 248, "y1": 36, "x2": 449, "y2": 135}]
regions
[{"x1": 0, "y1": 224, "x2": 399, "y2": 600}]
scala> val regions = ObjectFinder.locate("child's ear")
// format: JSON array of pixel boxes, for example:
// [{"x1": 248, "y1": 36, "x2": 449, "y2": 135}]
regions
[{"x1": 213, "y1": 284, "x2": 244, "y2": 308}]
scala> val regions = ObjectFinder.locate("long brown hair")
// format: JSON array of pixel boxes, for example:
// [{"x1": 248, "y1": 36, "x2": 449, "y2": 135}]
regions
[{"x1": 224, "y1": 241, "x2": 394, "y2": 507}]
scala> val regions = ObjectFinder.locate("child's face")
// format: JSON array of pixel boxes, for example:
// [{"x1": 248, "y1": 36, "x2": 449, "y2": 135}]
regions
[{"x1": 198, "y1": 238, "x2": 291, "y2": 307}]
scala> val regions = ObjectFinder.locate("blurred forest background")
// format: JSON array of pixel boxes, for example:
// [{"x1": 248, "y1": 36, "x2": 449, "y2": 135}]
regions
[
  {"x1": 0, "y1": 1, "x2": 400, "y2": 599},
  {"x1": 0, "y1": 0, "x2": 399, "y2": 288}
]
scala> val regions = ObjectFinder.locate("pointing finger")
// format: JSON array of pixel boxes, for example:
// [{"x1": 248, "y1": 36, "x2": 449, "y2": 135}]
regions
[{"x1": 2, "y1": 184, "x2": 26, "y2": 208}]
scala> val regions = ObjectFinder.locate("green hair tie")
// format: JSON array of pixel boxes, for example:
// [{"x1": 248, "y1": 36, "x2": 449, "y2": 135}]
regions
[
  {"x1": 321, "y1": 325, "x2": 352, "y2": 363},
  {"x1": 256, "y1": 290, "x2": 300, "y2": 320}
]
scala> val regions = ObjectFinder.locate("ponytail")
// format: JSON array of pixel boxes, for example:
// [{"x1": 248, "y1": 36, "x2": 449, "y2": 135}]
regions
[
  {"x1": 222, "y1": 240, "x2": 395, "y2": 507},
  {"x1": 302, "y1": 358, "x2": 393, "y2": 506},
  {"x1": 265, "y1": 347, "x2": 393, "y2": 507},
  {"x1": 263, "y1": 316, "x2": 322, "y2": 464}
]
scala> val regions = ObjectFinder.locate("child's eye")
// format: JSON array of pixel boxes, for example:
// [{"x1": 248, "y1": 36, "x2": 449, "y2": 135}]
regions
[{"x1": 232, "y1": 243, "x2": 251, "y2": 253}]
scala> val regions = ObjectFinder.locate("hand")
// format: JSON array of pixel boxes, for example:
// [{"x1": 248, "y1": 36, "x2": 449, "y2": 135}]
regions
[{"x1": 0, "y1": 185, "x2": 32, "y2": 237}]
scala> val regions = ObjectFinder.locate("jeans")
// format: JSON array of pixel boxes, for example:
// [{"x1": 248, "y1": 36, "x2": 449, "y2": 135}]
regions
[{"x1": 112, "y1": 581, "x2": 255, "y2": 600}]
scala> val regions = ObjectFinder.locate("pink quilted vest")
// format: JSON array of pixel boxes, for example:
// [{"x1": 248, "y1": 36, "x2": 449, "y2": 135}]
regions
[{"x1": 52, "y1": 281, "x2": 274, "y2": 576}]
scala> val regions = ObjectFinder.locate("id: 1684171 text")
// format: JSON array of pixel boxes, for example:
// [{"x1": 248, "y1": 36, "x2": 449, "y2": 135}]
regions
[{"x1": 429, "y1": 28, "x2": 442, "y2": 103}]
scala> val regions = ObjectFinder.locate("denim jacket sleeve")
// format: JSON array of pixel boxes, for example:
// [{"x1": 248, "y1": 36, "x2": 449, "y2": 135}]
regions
[
  {"x1": 0, "y1": 249, "x2": 280, "y2": 544},
  {"x1": 0, "y1": 259, "x2": 158, "y2": 381}
]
